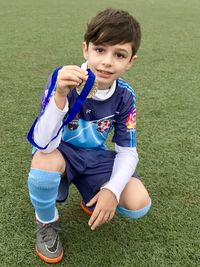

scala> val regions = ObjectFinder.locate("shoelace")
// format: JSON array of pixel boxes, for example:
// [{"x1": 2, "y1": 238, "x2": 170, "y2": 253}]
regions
[{"x1": 36, "y1": 222, "x2": 61, "y2": 244}]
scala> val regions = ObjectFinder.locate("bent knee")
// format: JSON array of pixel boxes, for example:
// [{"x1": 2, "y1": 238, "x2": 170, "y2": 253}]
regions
[
  {"x1": 31, "y1": 149, "x2": 65, "y2": 172},
  {"x1": 119, "y1": 178, "x2": 151, "y2": 211},
  {"x1": 128, "y1": 194, "x2": 151, "y2": 211}
]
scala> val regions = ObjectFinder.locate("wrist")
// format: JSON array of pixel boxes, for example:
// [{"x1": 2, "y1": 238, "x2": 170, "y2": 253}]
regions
[
  {"x1": 54, "y1": 91, "x2": 67, "y2": 110},
  {"x1": 101, "y1": 188, "x2": 118, "y2": 203},
  {"x1": 55, "y1": 87, "x2": 70, "y2": 97}
]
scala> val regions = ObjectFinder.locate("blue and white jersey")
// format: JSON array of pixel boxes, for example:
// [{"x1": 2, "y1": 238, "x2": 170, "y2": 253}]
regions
[{"x1": 59, "y1": 78, "x2": 137, "y2": 149}]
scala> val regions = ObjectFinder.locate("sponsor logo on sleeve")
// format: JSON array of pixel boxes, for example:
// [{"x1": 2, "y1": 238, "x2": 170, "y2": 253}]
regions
[{"x1": 126, "y1": 108, "x2": 136, "y2": 129}]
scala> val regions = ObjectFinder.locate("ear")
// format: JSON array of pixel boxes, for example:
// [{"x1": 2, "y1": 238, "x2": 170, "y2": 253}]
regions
[
  {"x1": 126, "y1": 55, "x2": 137, "y2": 70},
  {"x1": 82, "y1": 42, "x2": 88, "y2": 60}
]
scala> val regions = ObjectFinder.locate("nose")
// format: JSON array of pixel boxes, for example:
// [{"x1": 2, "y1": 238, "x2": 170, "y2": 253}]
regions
[{"x1": 102, "y1": 53, "x2": 113, "y2": 67}]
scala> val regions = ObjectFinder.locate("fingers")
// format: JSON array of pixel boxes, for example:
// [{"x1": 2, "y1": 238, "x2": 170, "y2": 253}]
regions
[
  {"x1": 56, "y1": 65, "x2": 88, "y2": 95},
  {"x1": 88, "y1": 208, "x2": 115, "y2": 231},
  {"x1": 88, "y1": 209, "x2": 106, "y2": 230},
  {"x1": 86, "y1": 194, "x2": 99, "y2": 207},
  {"x1": 87, "y1": 189, "x2": 118, "y2": 230},
  {"x1": 105, "y1": 211, "x2": 115, "y2": 223},
  {"x1": 59, "y1": 65, "x2": 88, "y2": 83}
]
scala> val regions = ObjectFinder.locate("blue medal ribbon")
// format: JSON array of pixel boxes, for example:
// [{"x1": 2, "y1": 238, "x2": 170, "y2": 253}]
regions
[{"x1": 27, "y1": 67, "x2": 95, "y2": 150}]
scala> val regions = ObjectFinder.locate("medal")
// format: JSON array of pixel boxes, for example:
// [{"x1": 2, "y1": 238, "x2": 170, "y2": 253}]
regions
[{"x1": 76, "y1": 76, "x2": 98, "y2": 98}]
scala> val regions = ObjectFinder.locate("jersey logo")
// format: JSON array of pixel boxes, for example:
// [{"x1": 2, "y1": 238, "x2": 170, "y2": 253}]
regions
[
  {"x1": 97, "y1": 119, "x2": 112, "y2": 133},
  {"x1": 68, "y1": 115, "x2": 79, "y2": 130},
  {"x1": 86, "y1": 109, "x2": 92, "y2": 114},
  {"x1": 126, "y1": 108, "x2": 136, "y2": 129}
]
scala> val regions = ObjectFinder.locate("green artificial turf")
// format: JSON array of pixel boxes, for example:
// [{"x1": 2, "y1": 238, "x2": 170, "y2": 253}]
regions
[{"x1": 0, "y1": 0, "x2": 200, "y2": 266}]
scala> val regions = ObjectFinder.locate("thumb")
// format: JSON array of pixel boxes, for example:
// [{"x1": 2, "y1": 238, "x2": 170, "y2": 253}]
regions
[{"x1": 86, "y1": 193, "x2": 99, "y2": 207}]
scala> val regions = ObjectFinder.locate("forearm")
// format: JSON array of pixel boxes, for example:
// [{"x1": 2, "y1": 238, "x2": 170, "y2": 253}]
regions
[
  {"x1": 101, "y1": 145, "x2": 139, "y2": 202},
  {"x1": 33, "y1": 94, "x2": 69, "y2": 152},
  {"x1": 54, "y1": 90, "x2": 69, "y2": 110}
]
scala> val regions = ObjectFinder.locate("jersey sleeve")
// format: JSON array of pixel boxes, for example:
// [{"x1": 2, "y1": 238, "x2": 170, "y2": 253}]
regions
[
  {"x1": 33, "y1": 95, "x2": 69, "y2": 153},
  {"x1": 31, "y1": 70, "x2": 69, "y2": 152},
  {"x1": 112, "y1": 88, "x2": 137, "y2": 147},
  {"x1": 101, "y1": 144, "x2": 138, "y2": 202}
]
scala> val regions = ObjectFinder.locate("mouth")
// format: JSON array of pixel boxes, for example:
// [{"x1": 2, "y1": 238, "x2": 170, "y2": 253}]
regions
[{"x1": 96, "y1": 69, "x2": 114, "y2": 78}]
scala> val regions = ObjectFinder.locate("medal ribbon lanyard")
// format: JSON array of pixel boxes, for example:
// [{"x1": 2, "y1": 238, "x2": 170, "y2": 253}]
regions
[{"x1": 27, "y1": 67, "x2": 95, "y2": 150}]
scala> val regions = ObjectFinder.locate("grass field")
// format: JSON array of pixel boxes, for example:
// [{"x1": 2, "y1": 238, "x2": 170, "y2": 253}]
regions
[{"x1": 0, "y1": 0, "x2": 200, "y2": 266}]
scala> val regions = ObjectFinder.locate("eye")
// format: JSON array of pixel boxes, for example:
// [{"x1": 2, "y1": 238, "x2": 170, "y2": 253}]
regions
[
  {"x1": 95, "y1": 47, "x2": 104, "y2": 53},
  {"x1": 116, "y1": 53, "x2": 126, "y2": 59}
]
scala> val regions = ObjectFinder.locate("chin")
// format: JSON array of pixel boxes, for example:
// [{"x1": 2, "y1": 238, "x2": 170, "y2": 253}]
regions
[{"x1": 97, "y1": 81, "x2": 113, "y2": 90}]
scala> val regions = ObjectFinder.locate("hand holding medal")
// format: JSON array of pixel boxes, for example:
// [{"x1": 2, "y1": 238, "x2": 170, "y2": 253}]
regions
[
  {"x1": 76, "y1": 73, "x2": 98, "y2": 98},
  {"x1": 55, "y1": 65, "x2": 98, "y2": 98},
  {"x1": 66, "y1": 68, "x2": 96, "y2": 121}
]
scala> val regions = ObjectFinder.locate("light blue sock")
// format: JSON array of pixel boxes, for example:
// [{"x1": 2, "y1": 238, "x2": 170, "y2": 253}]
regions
[
  {"x1": 28, "y1": 168, "x2": 61, "y2": 222},
  {"x1": 116, "y1": 200, "x2": 152, "y2": 219}
]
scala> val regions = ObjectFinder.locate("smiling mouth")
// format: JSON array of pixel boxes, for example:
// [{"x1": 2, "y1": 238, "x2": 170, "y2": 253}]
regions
[{"x1": 96, "y1": 69, "x2": 113, "y2": 76}]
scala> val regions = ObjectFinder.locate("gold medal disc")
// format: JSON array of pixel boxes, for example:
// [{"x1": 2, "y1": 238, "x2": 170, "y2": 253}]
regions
[{"x1": 76, "y1": 80, "x2": 98, "y2": 98}]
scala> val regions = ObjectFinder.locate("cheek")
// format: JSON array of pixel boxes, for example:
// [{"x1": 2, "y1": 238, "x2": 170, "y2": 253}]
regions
[
  {"x1": 116, "y1": 64, "x2": 127, "y2": 74},
  {"x1": 86, "y1": 60, "x2": 96, "y2": 72},
  {"x1": 118, "y1": 61, "x2": 131, "y2": 72},
  {"x1": 87, "y1": 56, "x2": 96, "y2": 67}
]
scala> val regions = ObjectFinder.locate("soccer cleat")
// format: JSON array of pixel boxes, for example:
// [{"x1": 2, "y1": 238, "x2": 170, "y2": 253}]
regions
[
  {"x1": 35, "y1": 220, "x2": 64, "y2": 263},
  {"x1": 80, "y1": 200, "x2": 93, "y2": 216}
]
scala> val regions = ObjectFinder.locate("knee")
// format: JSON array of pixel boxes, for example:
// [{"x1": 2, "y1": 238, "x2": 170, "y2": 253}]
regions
[
  {"x1": 119, "y1": 178, "x2": 151, "y2": 211},
  {"x1": 118, "y1": 178, "x2": 152, "y2": 219},
  {"x1": 128, "y1": 194, "x2": 151, "y2": 211},
  {"x1": 31, "y1": 149, "x2": 65, "y2": 173}
]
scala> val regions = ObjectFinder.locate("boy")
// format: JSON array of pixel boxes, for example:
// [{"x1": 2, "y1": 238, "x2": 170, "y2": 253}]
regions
[{"x1": 28, "y1": 8, "x2": 151, "y2": 264}]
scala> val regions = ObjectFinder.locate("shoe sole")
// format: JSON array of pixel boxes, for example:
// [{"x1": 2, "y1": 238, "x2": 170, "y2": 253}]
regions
[
  {"x1": 80, "y1": 200, "x2": 93, "y2": 216},
  {"x1": 35, "y1": 245, "x2": 64, "y2": 264}
]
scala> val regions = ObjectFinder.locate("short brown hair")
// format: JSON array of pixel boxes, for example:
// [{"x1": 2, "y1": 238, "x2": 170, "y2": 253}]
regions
[{"x1": 84, "y1": 8, "x2": 141, "y2": 56}]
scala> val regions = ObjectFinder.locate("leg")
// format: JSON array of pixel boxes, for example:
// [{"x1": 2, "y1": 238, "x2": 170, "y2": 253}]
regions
[
  {"x1": 28, "y1": 149, "x2": 66, "y2": 263},
  {"x1": 29, "y1": 149, "x2": 66, "y2": 222},
  {"x1": 117, "y1": 177, "x2": 151, "y2": 219}
]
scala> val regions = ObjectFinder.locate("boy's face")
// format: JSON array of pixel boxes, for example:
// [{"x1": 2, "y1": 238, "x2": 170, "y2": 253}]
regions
[{"x1": 83, "y1": 42, "x2": 137, "y2": 89}]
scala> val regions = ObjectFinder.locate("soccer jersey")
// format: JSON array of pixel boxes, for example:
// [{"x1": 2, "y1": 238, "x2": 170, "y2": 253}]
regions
[{"x1": 61, "y1": 78, "x2": 137, "y2": 149}]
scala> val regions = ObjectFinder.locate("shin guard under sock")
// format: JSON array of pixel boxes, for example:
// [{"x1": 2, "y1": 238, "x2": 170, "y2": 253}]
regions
[
  {"x1": 28, "y1": 168, "x2": 61, "y2": 222},
  {"x1": 116, "y1": 200, "x2": 152, "y2": 219}
]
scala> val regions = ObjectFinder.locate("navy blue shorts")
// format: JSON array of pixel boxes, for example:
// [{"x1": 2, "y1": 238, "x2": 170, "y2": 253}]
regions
[{"x1": 57, "y1": 141, "x2": 139, "y2": 205}]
